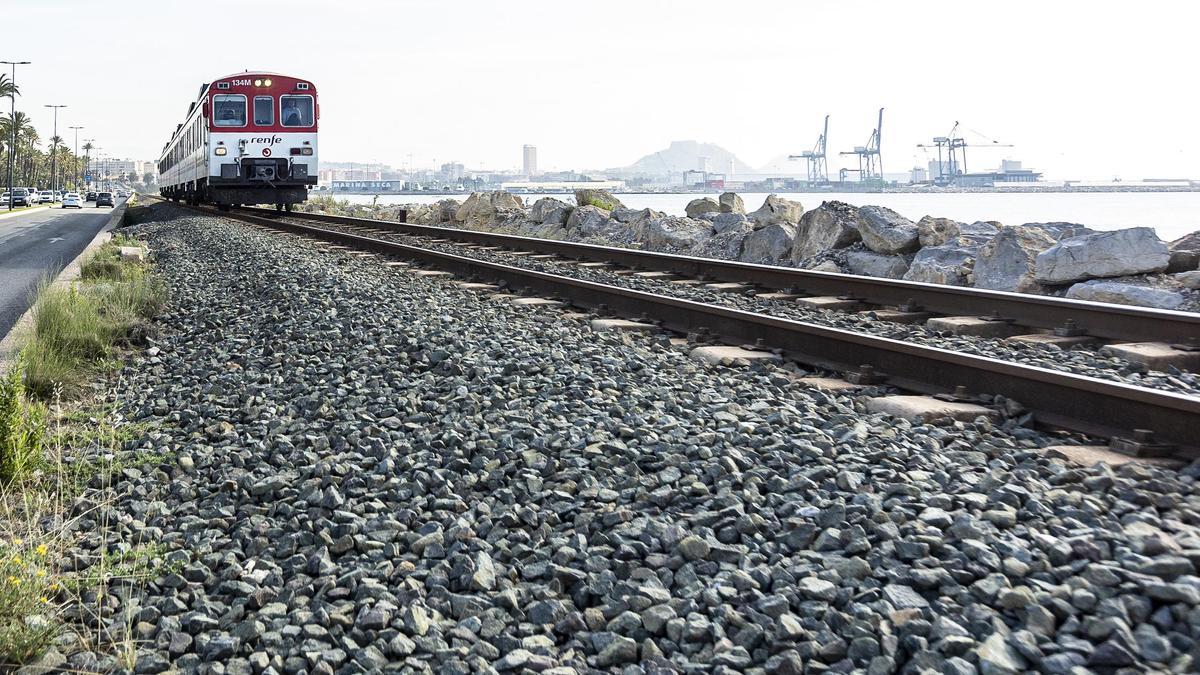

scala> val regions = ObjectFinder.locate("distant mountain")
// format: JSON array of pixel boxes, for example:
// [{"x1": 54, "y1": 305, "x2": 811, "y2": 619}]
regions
[{"x1": 612, "y1": 140, "x2": 757, "y2": 177}]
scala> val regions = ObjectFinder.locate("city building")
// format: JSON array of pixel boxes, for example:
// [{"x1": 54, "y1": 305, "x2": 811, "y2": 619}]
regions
[
  {"x1": 957, "y1": 160, "x2": 1042, "y2": 187},
  {"x1": 522, "y1": 145, "x2": 538, "y2": 177},
  {"x1": 910, "y1": 166, "x2": 928, "y2": 184},
  {"x1": 319, "y1": 169, "x2": 383, "y2": 184},
  {"x1": 440, "y1": 162, "x2": 465, "y2": 182}
]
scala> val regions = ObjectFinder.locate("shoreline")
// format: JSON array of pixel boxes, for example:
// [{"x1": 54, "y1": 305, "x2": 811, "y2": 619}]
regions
[{"x1": 317, "y1": 186, "x2": 1200, "y2": 197}]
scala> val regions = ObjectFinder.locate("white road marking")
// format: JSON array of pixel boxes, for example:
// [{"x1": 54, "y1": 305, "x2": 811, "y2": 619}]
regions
[{"x1": 48, "y1": 237, "x2": 64, "y2": 243}]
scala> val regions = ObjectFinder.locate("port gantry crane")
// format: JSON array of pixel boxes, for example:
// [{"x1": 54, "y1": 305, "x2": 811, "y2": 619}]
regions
[
  {"x1": 917, "y1": 121, "x2": 1013, "y2": 186},
  {"x1": 788, "y1": 114, "x2": 829, "y2": 186},
  {"x1": 839, "y1": 107, "x2": 884, "y2": 186}
]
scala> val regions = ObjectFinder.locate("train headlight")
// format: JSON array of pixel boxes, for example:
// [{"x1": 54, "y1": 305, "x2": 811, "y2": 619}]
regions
[
  {"x1": 254, "y1": 79, "x2": 262, "y2": 86},
  {"x1": 301, "y1": 148, "x2": 313, "y2": 156},
  {"x1": 215, "y1": 147, "x2": 227, "y2": 156},
  {"x1": 263, "y1": 79, "x2": 272, "y2": 87}
]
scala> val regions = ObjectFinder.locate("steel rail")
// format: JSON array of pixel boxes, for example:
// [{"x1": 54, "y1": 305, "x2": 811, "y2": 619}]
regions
[
  {"x1": 202, "y1": 204, "x2": 1200, "y2": 455},
  {"x1": 243, "y1": 206, "x2": 1200, "y2": 345}
]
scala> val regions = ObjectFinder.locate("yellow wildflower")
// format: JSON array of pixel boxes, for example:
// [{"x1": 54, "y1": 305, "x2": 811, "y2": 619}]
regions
[
  {"x1": 36, "y1": 570, "x2": 47, "y2": 578},
  {"x1": 36, "y1": 544, "x2": 47, "y2": 556},
  {"x1": 8, "y1": 576, "x2": 19, "y2": 586},
  {"x1": 10, "y1": 555, "x2": 20, "y2": 565}
]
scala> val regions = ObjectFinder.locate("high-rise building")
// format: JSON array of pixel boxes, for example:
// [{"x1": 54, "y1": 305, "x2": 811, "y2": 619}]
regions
[{"x1": 523, "y1": 145, "x2": 538, "y2": 177}]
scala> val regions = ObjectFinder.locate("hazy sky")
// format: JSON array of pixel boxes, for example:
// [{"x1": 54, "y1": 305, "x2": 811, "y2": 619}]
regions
[{"x1": 7, "y1": 0, "x2": 1198, "y2": 179}]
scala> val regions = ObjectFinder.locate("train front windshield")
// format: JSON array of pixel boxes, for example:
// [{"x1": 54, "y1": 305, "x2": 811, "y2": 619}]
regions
[{"x1": 280, "y1": 95, "x2": 314, "y2": 127}]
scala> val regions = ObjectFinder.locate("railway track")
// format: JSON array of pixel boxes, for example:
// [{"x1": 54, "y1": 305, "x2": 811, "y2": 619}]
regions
[
  {"x1": 159, "y1": 198, "x2": 1200, "y2": 457},
  {"x1": 244, "y1": 205, "x2": 1200, "y2": 345}
]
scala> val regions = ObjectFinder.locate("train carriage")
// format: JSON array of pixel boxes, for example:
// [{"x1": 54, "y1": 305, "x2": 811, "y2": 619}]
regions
[{"x1": 158, "y1": 72, "x2": 318, "y2": 210}]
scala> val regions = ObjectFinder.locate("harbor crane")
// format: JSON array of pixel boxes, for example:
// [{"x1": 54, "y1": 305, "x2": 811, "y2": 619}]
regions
[
  {"x1": 917, "y1": 121, "x2": 1013, "y2": 185},
  {"x1": 788, "y1": 114, "x2": 829, "y2": 185},
  {"x1": 839, "y1": 107, "x2": 883, "y2": 184}
]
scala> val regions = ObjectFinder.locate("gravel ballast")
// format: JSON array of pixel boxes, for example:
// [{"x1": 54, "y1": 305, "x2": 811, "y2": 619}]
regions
[
  {"x1": 67, "y1": 206, "x2": 1200, "y2": 673},
  {"x1": 294, "y1": 219, "x2": 1200, "y2": 398}
]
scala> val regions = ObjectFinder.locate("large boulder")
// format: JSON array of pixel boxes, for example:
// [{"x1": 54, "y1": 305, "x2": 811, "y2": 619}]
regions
[
  {"x1": 411, "y1": 199, "x2": 460, "y2": 225},
  {"x1": 1170, "y1": 231, "x2": 1200, "y2": 251},
  {"x1": 454, "y1": 191, "x2": 524, "y2": 226},
  {"x1": 685, "y1": 197, "x2": 720, "y2": 219},
  {"x1": 1168, "y1": 231, "x2": 1200, "y2": 272},
  {"x1": 528, "y1": 197, "x2": 572, "y2": 226},
  {"x1": 915, "y1": 217, "x2": 998, "y2": 248},
  {"x1": 846, "y1": 250, "x2": 910, "y2": 279},
  {"x1": 1025, "y1": 222, "x2": 1094, "y2": 240},
  {"x1": 565, "y1": 205, "x2": 613, "y2": 238},
  {"x1": 719, "y1": 192, "x2": 745, "y2": 214},
  {"x1": 903, "y1": 245, "x2": 976, "y2": 286},
  {"x1": 792, "y1": 201, "x2": 861, "y2": 261},
  {"x1": 711, "y1": 212, "x2": 749, "y2": 234},
  {"x1": 740, "y1": 223, "x2": 796, "y2": 263},
  {"x1": 1065, "y1": 280, "x2": 1185, "y2": 310},
  {"x1": 916, "y1": 216, "x2": 962, "y2": 248},
  {"x1": 973, "y1": 226, "x2": 1056, "y2": 293},
  {"x1": 693, "y1": 222, "x2": 750, "y2": 260},
  {"x1": 1167, "y1": 250, "x2": 1199, "y2": 273},
  {"x1": 959, "y1": 220, "x2": 1002, "y2": 244},
  {"x1": 857, "y1": 205, "x2": 919, "y2": 255},
  {"x1": 640, "y1": 216, "x2": 712, "y2": 250},
  {"x1": 749, "y1": 194, "x2": 804, "y2": 230},
  {"x1": 1034, "y1": 227, "x2": 1170, "y2": 285},
  {"x1": 612, "y1": 207, "x2": 661, "y2": 224},
  {"x1": 1175, "y1": 270, "x2": 1200, "y2": 290},
  {"x1": 574, "y1": 189, "x2": 623, "y2": 211}
]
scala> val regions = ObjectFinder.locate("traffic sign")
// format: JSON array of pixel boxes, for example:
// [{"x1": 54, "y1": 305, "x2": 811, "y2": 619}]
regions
[{"x1": 85, "y1": 173, "x2": 93, "y2": 181}]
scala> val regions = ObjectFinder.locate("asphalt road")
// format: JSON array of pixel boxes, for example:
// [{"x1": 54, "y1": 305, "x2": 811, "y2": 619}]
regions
[{"x1": 0, "y1": 203, "x2": 117, "y2": 341}]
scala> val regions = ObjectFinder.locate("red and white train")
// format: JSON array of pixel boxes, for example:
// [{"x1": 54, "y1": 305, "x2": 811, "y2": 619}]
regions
[{"x1": 158, "y1": 71, "x2": 318, "y2": 211}]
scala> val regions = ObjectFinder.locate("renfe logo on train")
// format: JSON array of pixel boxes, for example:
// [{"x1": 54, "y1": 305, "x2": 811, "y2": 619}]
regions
[{"x1": 249, "y1": 136, "x2": 283, "y2": 146}]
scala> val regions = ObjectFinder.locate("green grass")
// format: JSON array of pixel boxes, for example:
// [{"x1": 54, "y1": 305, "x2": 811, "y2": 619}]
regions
[
  {"x1": 0, "y1": 368, "x2": 48, "y2": 486},
  {"x1": 0, "y1": 229, "x2": 169, "y2": 668},
  {"x1": 23, "y1": 238, "x2": 165, "y2": 400},
  {"x1": 80, "y1": 234, "x2": 148, "y2": 282}
]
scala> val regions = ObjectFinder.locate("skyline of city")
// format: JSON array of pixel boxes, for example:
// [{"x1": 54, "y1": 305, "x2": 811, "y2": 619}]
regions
[{"x1": 6, "y1": 1, "x2": 1199, "y2": 182}]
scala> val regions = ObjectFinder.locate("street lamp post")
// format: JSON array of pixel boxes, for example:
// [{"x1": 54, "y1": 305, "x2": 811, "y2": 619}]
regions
[
  {"x1": 69, "y1": 125, "x2": 83, "y2": 191},
  {"x1": 2, "y1": 60, "x2": 31, "y2": 211},
  {"x1": 44, "y1": 104, "x2": 66, "y2": 194}
]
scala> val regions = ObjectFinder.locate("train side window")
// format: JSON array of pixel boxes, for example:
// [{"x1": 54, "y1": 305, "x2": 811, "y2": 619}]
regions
[
  {"x1": 213, "y1": 94, "x2": 246, "y2": 127},
  {"x1": 280, "y1": 95, "x2": 313, "y2": 127},
  {"x1": 254, "y1": 96, "x2": 273, "y2": 126}
]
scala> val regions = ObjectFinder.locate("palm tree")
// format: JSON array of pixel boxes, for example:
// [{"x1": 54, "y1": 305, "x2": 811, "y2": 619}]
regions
[
  {"x1": 0, "y1": 77, "x2": 17, "y2": 191},
  {"x1": 1, "y1": 112, "x2": 31, "y2": 186},
  {"x1": 0, "y1": 74, "x2": 17, "y2": 100},
  {"x1": 19, "y1": 125, "x2": 39, "y2": 185},
  {"x1": 47, "y1": 135, "x2": 63, "y2": 190}
]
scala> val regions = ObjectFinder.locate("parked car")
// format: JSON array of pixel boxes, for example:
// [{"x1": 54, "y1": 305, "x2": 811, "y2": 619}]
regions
[
  {"x1": 85, "y1": 191, "x2": 96, "y2": 202},
  {"x1": 61, "y1": 193, "x2": 83, "y2": 208},
  {"x1": 8, "y1": 188, "x2": 33, "y2": 207},
  {"x1": 95, "y1": 192, "x2": 114, "y2": 207},
  {"x1": 39, "y1": 190, "x2": 55, "y2": 203}
]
